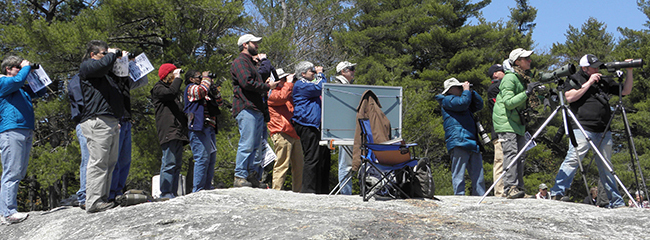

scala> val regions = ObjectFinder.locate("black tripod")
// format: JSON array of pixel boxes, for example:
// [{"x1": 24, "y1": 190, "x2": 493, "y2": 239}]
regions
[
  {"x1": 588, "y1": 70, "x2": 648, "y2": 206},
  {"x1": 478, "y1": 76, "x2": 639, "y2": 207}
]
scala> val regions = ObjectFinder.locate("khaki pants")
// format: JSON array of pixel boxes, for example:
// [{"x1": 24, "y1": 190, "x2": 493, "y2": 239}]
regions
[
  {"x1": 271, "y1": 132, "x2": 304, "y2": 192},
  {"x1": 81, "y1": 115, "x2": 120, "y2": 210},
  {"x1": 493, "y1": 138, "x2": 504, "y2": 197}
]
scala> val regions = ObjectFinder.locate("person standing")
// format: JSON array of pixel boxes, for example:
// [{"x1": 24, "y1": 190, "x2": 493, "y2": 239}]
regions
[
  {"x1": 0, "y1": 55, "x2": 46, "y2": 223},
  {"x1": 548, "y1": 54, "x2": 632, "y2": 208},
  {"x1": 486, "y1": 64, "x2": 505, "y2": 197},
  {"x1": 292, "y1": 61, "x2": 327, "y2": 194},
  {"x1": 78, "y1": 40, "x2": 124, "y2": 213},
  {"x1": 333, "y1": 61, "x2": 357, "y2": 195},
  {"x1": 231, "y1": 34, "x2": 279, "y2": 187},
  {"x1": 435, "y1": 78, "x2": 485, "y2": 196},
  {"x1": 268, "y1": 69, "x2": 304, "y2": 191},
  {"x1": 152, "y1": 63, "x2": 189, "y2": 199},
  {"x1": 492, "y1": 48, "x2": 540, "y2": 199}
]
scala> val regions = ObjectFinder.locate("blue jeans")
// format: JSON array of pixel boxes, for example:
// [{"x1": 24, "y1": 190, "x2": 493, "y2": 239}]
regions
[
  {"x1": 109, "y1": 120, "x2": 132, "y2": 200},
  {"x1": 160, "y1": 140, "x2": 184, "y2": 197},
  {"x1": 550, "y1": 129, "x2": 624, "y2": 208},
  {"x1": 234, "y1": 109, "x2": 265, "y2": 179},
  {"x1": 190, "y1": 127, "x2": 216, "y2": 192},
  {"x1": 75, "y1": 124, "x2": 89, "y2": 205},
  {"x1": 338, "y1": 145, "x2": 353, "y2": 195},
  {"x1": 0, "y1": 129, "x2": 33, "y2": 217},
  {"x1": 450, "y1": 147, "x2": 486, "y2": 196}
]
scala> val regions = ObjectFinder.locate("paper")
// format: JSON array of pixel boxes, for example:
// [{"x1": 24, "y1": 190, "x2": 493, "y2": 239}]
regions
[
  {"x1": 261, "y1": 139, "x2": 277, "y2": 168},
  {"x1": 128, "y1": 53, "x2": 154, "y2": 81},
  {"x1": 525, "y1": 131, "x2": 537, "y2": 152},
  {"x1": 25, "y1": 66, "x2": 52, "y2": 93},
  {"x1": 112, "y1": 55, "x2": 129, "y2": 77}
]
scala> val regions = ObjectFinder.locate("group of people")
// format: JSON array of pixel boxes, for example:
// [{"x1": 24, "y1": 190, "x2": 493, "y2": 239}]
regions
[{"x1": 437, "y1": 47, "x2": 640, "y2": 208}]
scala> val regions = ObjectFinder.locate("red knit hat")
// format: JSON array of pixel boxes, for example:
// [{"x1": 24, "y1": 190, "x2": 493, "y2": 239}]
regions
[{"x1": 158, "y1": 63, "x2": 177, "y2": 80}]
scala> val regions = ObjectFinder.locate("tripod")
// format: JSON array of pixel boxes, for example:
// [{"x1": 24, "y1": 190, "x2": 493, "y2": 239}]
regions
[
  {"x1": 477, "y1": 77, "x2": 639, "y2": 207},
  {"x1": 590, "y1": 70, "x2": 648, "y2": 206}
]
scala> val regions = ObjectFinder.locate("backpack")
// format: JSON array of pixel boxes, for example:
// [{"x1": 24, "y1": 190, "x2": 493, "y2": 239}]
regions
[
  {"x1": 411, "y1": 157, "x2": 438, "y2": 200},
  {"x1": 67, "y1": 74, "x2": 84, "y2": 123}
]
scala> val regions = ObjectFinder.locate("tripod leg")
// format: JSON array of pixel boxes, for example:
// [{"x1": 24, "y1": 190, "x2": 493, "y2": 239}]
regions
[{"x1": 620, "y1": 106, "x2": 650, "y2": 206}]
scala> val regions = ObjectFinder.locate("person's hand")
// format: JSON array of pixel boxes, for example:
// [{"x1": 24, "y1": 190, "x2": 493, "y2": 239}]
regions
[
  {"x1": 173, "y1": 68, "x2": 182, "y2": 78},
  {"x1": 587, "y1": 73, "x2": 602, "y2": 86},
  {"x1": 20, "y1": 60, "x2": 30, "y2": 68},
  {"x1": 286, "y1": 74, "x2": 294, "y2": 83},
  {"x1": 526, "y1": 81, "x2": 543, "y2": 95},
  {"x1": 267, "y1": 78, "x2": 280, "y2": 88},
  {"x1": 202, "y1": 71, "x2": 210, "y2": 78},
  {"x1": 625, "y1": 58, "x2": 634, "y2": 72},
  {"x1": 462, "y1": 81, "x2": 471, "y2": 91},
  {"x1": 257, "y1": 53, "x2": 267, "y2": 60},
  {"x1": 122, "y1": 51, "x2": 130, "y2": 59},
  {"x1": 315, "y1": 66, "x2": 323, "y2": 74}
]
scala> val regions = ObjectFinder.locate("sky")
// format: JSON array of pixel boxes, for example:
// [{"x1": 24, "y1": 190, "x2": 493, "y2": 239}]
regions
[{"x1": 477, "y1": 0, "x2": 649, "y2": 51}]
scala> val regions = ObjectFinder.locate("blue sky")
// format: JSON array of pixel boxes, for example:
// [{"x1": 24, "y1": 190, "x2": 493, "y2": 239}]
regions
[{"x1": 478, "y1": 1, "x2": 649, "y2": 51}]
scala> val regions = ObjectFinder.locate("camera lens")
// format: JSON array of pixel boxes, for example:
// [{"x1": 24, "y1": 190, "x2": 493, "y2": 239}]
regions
[{"x1": 208, "y1": 73, "x2": 217, "y2": 78}]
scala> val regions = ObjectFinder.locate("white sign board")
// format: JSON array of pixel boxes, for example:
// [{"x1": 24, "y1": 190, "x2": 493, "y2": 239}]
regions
[
  {"x1": 25, "y1": 66, "x2": 52, "y2": 93},
  {"x1": 112, "y1": 55, "x2": 129, "y2": 77},
  {"x1": 129, "y1": 53, "x2": 154, "y2": 82}
]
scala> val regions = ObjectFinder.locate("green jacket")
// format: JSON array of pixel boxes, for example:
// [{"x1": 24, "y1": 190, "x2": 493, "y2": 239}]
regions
[{"x1": 492, "y1": 70, "x2": 529, "y2": 136}]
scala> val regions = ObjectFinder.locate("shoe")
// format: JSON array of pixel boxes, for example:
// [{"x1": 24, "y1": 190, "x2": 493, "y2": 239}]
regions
[
  {"x1": 87, "y1": 201, "x2": 115, "y2": 213},
  {"x1": 5, "y1": 212, "x2": 29, "y2": 224},
  {"x1": 233, "y1": 177, "x2": 253, "y2": 188},
  {"x1": 257, "y1": 183, "x2": 269, "y2": 189},
  {"x1": 506, "y1": 187, "x2": 525, "y2": 199},
  {"x1": 246, "y1": 171, "x2": 261, "y2": 188},
  {"x1": 79, "y1": 203, "x2": 86, "y2": 210},
  {"x1": 551, "y1": 194, "x2": 572, "y2": 202}
]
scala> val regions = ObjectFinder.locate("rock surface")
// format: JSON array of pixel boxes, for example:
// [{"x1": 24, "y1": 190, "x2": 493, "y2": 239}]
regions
[{"x1": 2, "y1": 188, "x2": 649, "y2": 239}]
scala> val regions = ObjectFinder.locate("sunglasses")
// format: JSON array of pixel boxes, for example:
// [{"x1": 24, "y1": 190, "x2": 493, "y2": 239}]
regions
[
  {"x1": 13, "y1": 65, "x2": 21, "y2": 70},
  {"x1": 347, "y1": 66, "x2": 356, "y2": 72},
  {"x1": 96, "y1": 51, "x2": 108, "y2": 56},
  {"x1": 309, "y1": 68, "x2": 317, "y2": 73}
]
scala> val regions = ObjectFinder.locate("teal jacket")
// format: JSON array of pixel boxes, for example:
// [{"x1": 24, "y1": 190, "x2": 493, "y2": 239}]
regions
[
  {"x1": 492, "y1": 70, "x2": 529, "y2": 136},
  {"x1": 0, "y1": 66, "x2": 46, "y2": 133}
]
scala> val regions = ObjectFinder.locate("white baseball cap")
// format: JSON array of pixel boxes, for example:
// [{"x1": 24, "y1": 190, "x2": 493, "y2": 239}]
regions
[
  {"x1": 579, "y1": 54, "x2": 604, "y2": 69},
  {"x1": 508, "y1": 48, "x2": 534, "y2": 64},
  {"x1": 237, "y1": 34, "x2": 262, "y2": 46},
  {"x1": 336, "y1": 61, "x2": 357, "y2": 73}
]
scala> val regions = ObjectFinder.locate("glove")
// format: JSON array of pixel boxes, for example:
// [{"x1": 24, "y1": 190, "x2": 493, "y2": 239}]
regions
[{"x1": 525, "y1": 81, "x2": 543, "y2": 95}]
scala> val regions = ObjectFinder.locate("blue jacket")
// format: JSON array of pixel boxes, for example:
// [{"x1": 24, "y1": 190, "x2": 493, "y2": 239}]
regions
[
  {"x1": 291, "y1": 73, "x2": 325, "y2": 128},
  {"x1": 435, "y1": 90, "x2": 484, "y2": 153},
  {"x1": 0, "y1": 66, "x2": 46, "y2": 133}
]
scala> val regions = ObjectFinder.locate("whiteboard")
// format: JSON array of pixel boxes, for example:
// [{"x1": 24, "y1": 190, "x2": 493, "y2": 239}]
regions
[{"x1": 321, "y1": 83, "x2": 402, "y2": 141}]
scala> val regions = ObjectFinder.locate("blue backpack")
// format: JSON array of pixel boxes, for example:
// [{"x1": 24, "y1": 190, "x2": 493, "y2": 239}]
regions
[{"x1": 68, "y1": 74, "x2": 84, "y2": 123}]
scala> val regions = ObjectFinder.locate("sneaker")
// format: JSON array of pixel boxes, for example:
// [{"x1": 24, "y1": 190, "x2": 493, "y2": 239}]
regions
[
  {"x1": 5, "y1": 212, "x2": 29, "y2": 224},
  {"x1": 87, "y1": 201, "x2": 115, "y2": 213},
  {"x1": 257, "y1": 183, "x2": 269, "y2": 189},
  {"x1": 79, "y1": 203, "x2": 86, "y2": 210},
  {"x1": 246, "y1": 171, "x2": 261, "y2": 188},
  {"x1": 233, "y1": 177, "x2": 253, "y2": 188},
  {"x1": 506, "y1": 187, "x2": 525, "y2": 199}
]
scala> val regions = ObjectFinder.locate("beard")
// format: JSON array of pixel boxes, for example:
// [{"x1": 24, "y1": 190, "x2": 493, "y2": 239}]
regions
[{"x1": 248, "y1": 46, "x2": 258, "y2": 56}]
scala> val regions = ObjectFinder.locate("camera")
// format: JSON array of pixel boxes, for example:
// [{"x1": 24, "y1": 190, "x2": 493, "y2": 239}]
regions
[
  {"x1": 603, "y1": 59, "x2": 643, "y2": 71},
  {"x1": 476, "y1": 122, "x2": 491, "y2": 145},
  {"x1": 540, "y1": 63, "x2": 576, "y2": 82},
  {"x1": 207, "y1": 73, "x2": 217, "y2": 79},
  {"x1": 29, "y1": 63, "x2": 40, "y2": 69},
  {"x1": 128, "y1": 52, "x2": 136, "y2": 59}
]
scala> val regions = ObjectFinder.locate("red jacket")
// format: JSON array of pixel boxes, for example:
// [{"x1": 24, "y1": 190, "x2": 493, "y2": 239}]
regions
[{"x1": 267, "y1": 81, "x2": 299, "y2": 139}]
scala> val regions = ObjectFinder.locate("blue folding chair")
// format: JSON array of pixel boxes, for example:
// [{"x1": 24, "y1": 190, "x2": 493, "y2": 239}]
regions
[{"x1": 358, "y1": 118, "x2": 418, "y2": 201}]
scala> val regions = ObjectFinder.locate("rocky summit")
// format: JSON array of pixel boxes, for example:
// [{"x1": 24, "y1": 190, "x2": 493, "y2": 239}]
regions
[{"x1": 2, "y1": 188, "x2": 649, "y2": 239}]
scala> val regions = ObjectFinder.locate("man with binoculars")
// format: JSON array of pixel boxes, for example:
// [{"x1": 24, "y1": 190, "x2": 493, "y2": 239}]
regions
[{"x1": 548, "y1": 54, "x2": 634, "y2": 208}]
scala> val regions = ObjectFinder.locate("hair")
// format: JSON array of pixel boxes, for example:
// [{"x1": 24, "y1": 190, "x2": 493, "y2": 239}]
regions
[
  {"x1": 184, "y1": 70, "x2": 199, "y2": 85},
  {"x1": 590, "y1": 187, "x2": 598, "y2": 196},
  {"x1": 636, "y1": 190, "x2": 645, "y2": 199},
  {"x1": 1, "y1": 55, "x2": 24, "y2": 75},
  {"x1": 84, "y1": 40, "x2": 109, "y2": 60},
  {"x1": 294, "y1": 61, "x2": 314, "y2": 77},
  {"x1": 163, "y1": 71, "x2": 176, "y2": 84},
  {"x1": 238, "y1": 44, "x2": 245, "y2": 53}
]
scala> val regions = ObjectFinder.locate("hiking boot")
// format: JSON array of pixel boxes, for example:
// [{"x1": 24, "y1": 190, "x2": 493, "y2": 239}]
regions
[
  {"x1": 233, "y1": 177, "x2": 252, "y2": 188},
  {"x1": 246, "y1": 171, "x2": 261, "y2": 188},
  {"x1": 506, "y1": 187, "x2": 525, "y2": 199},
  {"x1": 4, "y1": 212, "x2": 28, "y2": 224},
  {"x1": 552, "y1": 194, "x2": 571, "y2": 202},
  {"x1": 87, "y1": 201, "x2": 115, "y2": 213},
  {"x1": 79, "y1": 203, "x2": 86, "y2": 210}
]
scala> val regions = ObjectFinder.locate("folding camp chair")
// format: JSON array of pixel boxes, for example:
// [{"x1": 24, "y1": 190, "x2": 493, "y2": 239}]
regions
[{"x1": 358, "y1": 118, "x2": 418, "y2": 201}]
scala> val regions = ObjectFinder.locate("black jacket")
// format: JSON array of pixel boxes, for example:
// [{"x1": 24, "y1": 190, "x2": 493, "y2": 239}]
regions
[
  {"x1": 566, "y1": 69, "x2": 620, "y2": 132},
  {"x1": 78, "y1": 53, "x2": 124, "y2": 123},
  {"x1": 151, "y1": 77, "x2": 189, "y2": 145}
]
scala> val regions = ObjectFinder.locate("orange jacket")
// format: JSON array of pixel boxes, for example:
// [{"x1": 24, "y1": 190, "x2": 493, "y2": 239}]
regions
[{"x1": 267, "y1": 81, "x2": 299, "y2": 139}]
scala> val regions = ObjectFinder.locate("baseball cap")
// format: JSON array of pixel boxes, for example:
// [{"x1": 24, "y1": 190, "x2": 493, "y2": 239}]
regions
[
  {"x1": 441, "y1": 77, "x2": 463, "y2": 94},
  {"x1": 487, "y1": 64, "x2": 504, "y2": 78},
  {"x1": 508, "y1": 48, "x2": 534, "y2": 64},
  {"x1": 579, "y1": 54, "x2": 604, "y2": 69},
  {"x1": 336, "y1": 61, "x2": 357, "y2": 73},
  {"x1": 237, "y1": 34, "x2": 262, "y2": 46},
  {"x1": 539, "y1": 183, "x2": 548, "y2": 190}
]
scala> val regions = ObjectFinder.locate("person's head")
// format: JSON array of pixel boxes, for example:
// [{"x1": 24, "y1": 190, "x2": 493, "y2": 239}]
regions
[
  {"x1": 158, "y1": 63, "x2": 177, "y2": 83},
  {"x1": 579, "y1": 54, "x2": 604, "y2": 76},
  {"x1": 538, "y1": 183, "x2": 548, "y2": 194},
  {"x1": 508, "y1": 48, "x2": 533, "y2": 71},
  {"x1": 487, "y1": 64, "x2": 504, "y2": 80},
  {"x1": 1, "y1": 55, "x2": 24, "y2": 76},
  {"x1": 84, "y1": 40, "x2": 109, "y2": 60},
  {"x1": 295, "y1": 61, "x2": 316, "y2": 81},
  {"x1": 336, "y1": 61, "x2": 356, "y2": 82},
  {"x1": 590, "y1": 187, "x2": 598, "y2": 198},
  {"x1": 237, "y1": 34, "x2": 262, "y2": 56},
  {"x1": 441, "y1": 77, "x2": 464, "y2": 96},
  {"x1": 636, "y1": 190, "x2": 645, "y2": 202},
  {"x1": 184, "y1": 69, "x2": 201, "y2": 85}
]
